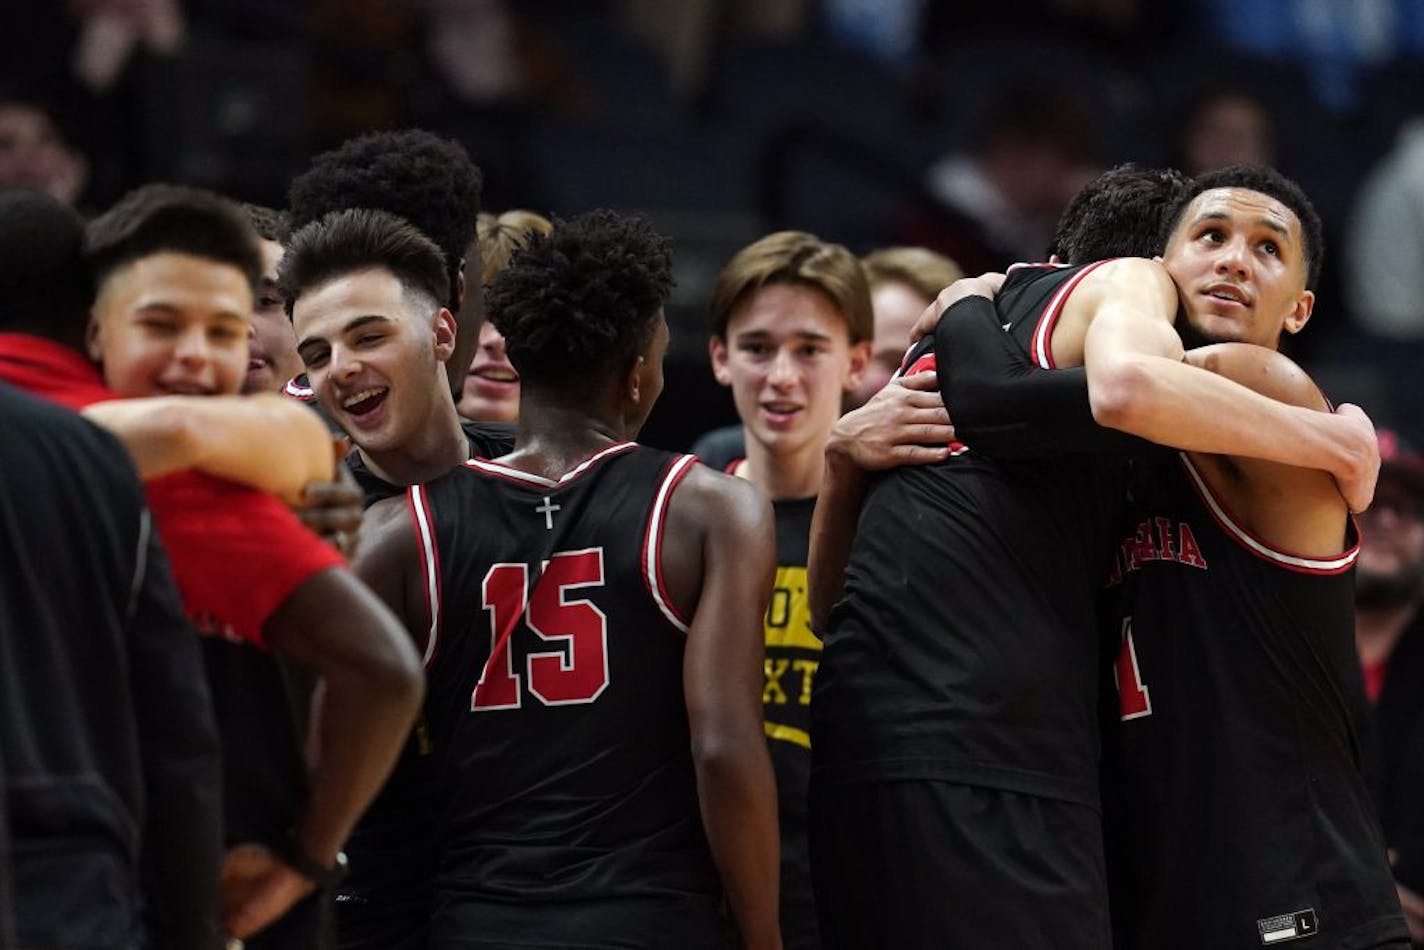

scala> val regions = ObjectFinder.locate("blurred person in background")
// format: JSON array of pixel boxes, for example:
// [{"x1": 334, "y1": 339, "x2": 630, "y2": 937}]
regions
[
  {"x1": 0, "y1": 95, "x2": 88, "y2": 206},
  {"x1": 458, "y1": 209, "x2": 552, "y2": 422},
  {"x1": 926, "y1": 83, "x2": 1100, "y2": 264},
  {"x1": 1347, "y1": 116, "x2": 1424, "y2": 341},
  {"x1": 240, "y1": 204, "x2": 303, "y2": 397},
  {"x1": 854, "y1": 246, "x2": 962, "y2": 408},
  {"x1": 1356, "y1": 431, "x2": 1424, "y2": 945},
  {"x1": 1169, "y1": 86, "x2": 1278, "y2": 177}
]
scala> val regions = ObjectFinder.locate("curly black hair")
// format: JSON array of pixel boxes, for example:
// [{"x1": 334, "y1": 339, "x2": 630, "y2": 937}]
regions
[
  {"x1": 487, "y1": 210, "x2": 673, "y2": 392},
  {"x1": 242, "y1": 203, "x2": 288, "y2": 244},
  {"x1": 0, "y1": 190, "x2": 92, "y2": 344},
  {"x1": 1049, "y1": 164, "x2": 1198, "y2": 264},
  {"x1": 1163, "y1": 163, "x2": 1324, "y2": 290},
  {"x1": 287, "y1": 129, "x2": 482, "y2": 307},
  {"x1": 87, "y1": 183, "x2": 262, "y2": 292}
]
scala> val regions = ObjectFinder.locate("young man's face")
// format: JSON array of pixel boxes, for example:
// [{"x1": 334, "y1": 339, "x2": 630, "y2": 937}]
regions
[
  {"x1": 458, "y1": 320, "x2": 520, "y2": 422},
  {"x1": 89, "y1": 251, "x2": 253, "y2": 397},
  {"x1": 853, "y1": 279, "x2": 928, "y2": 408},
  {"x1": 1162, "y1": 186, "x2": 1314, "y2": 351},
  {"x1": 710, "y1": 283, "x2": 868, "y2": 460},
  {"x1": 1356, "y1": 474, "x2": 1424, "y2": 607},
  {"x1": 242, "y1": 237, "x2": 302, "y2": 394},
  {"x1": 292, "y1": 266, "x2": 455, "y2": 457}
]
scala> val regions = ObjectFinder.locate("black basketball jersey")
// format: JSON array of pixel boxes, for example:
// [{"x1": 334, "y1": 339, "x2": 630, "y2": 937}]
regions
[
  {"x1": 1102, "y1": 453, "x2": 1408, "y2": 949},
  {"x1": 409, "y1": 442, "x2": 722, "y2": 905},
  {"x1": 812, "y1": 262, "x2": 1129, "y2": 806}
]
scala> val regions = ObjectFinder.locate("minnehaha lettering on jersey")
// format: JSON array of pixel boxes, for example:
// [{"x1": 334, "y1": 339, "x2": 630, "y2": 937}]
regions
[{"x1": 1104, "y1": 515, "x2": 1209, "y2": 587}]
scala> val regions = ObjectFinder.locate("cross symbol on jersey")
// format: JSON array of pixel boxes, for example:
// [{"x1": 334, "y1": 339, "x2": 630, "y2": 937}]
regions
[{"x1": 535, "y1": 496, "x2": 561, "y2": 530}]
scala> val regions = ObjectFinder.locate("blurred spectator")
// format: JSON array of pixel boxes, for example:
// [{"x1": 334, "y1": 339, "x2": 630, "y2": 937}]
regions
[
  {"x1": 1355, "y1": 431, "x2": 1424, "y2": 944},
  {"x1": 1346, "y1": 117, "x2": 1424, "y2": 341},
  {"x1": 1169, "y1": 86, "x2": 1277, "y2": 177},
  {"x1": 459, "y1": 209, "x2": 553, "y2": 421},
  {"x1": 853, "y1": 246, "x2": 961, "y2": 407},
  {"x1": 926, "y1": 84, "x2": 1100, "y2": 263},
  {"x1": 70, "y1": 0, "x2": 184, "y2": 92},
  {"x1": 0, "y1": 97, "x2": 88, "y2": 206}
]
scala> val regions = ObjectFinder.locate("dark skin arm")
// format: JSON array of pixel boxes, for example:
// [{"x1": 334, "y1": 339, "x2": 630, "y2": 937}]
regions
[
  {"x1": 221, "y1": 566, "x2": 424, "y2": 941},
  {"x1": 660, "y1": 466, "x2": 782, "y2": 950}
]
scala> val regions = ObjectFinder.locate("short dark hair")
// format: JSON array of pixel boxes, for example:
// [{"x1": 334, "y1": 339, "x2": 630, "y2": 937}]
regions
[
  {"x1": 487, "y1": 210, "x2": 673, "y2": 392},
  {"x1": 242, "y1": 203, "x2": 288, "y2": 244},
  {"x1": 1049, "y1": 164, "x2": 1198, "y2": 264},
  {"x1": 87, "y1": 183, "x2": 263, "y2": 292},
  {"x1": 0, "y1": 189, "x2": 93, "y2": 342},
  {"x1": 279, "y1": 208, "x2": 451, "y2": 317},
  {"x1": 1165, "y1": 163, "x2": 1324, "y2": 289},
  {"x1": 287, "y1": 130, "x2": 482, "y2": 308}
]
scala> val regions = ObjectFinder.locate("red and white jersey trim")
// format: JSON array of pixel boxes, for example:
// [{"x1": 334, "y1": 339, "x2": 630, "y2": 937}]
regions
[
  {"x1": 283, "y1": 376, "x2": 316, "y2": 401},
  {"x1": 1179, "y1": 454, "x2": 1359, "y2": 574},
  {"x1": 1029, "y1": 259, "x2": 1115, "y2": 369},
  {"x1": 408, "y1": 484, "x2": 444, "y2": 666},
  {"x1": 642, "y1": 454, "x2": 696, "y2": 634},
  {"x1": 1006, "y1": 260, "x2": 1068, "y2": 274},
  {"x1": 463, "y1": 442, "x2": 637, "y2": 488}
]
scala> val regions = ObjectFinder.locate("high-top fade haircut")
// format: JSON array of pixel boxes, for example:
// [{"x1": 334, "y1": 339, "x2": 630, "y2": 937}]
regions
[
  {"x1": 0, "y1": 189, "x2": 93, "y2": 344},
  {"x1": 709, "y1": 231, "x2": 873, "y2": 343},
  {"x1": 486, "y1": 209, "x2": 673, "y2": 393},
  {"x1": 1049, "y1": 164, "x2": 1198, "y2": 264},
  {"x1": 87, "y1": 183, "x2": 263, "y2": 292},
  {"x1": 287, "y1": 129, "x2": 482, "y2": 309},
  {"x1": 279, "y1": 208, "x2": 451, "y2": 318},
  {"x1": 1164, "y1": 163, "x2": 1324, "y2": 290}
]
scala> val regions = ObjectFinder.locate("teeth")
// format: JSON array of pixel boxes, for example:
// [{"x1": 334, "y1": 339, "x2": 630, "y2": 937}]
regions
[{"x1": 342, "y1": 387, "x2": 386, "y2": 409}]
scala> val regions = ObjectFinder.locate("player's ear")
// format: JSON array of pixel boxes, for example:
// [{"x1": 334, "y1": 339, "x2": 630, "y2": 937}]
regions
[
  {"x1": 85, "y1": 310, "x2": 103, "y2": 362},
  {"x1": 708, "y1": 336, "x2": 732, "y2": 387},
  {"x1": 843, "y1": 338, "x2": 872, "y2": 391},
  {"x1": 432, "y1": 308, "x2": 457, "y2": 362},
  {"x1": 1283, "y1": 289, "x2": 1314, "y2": 336},
  {"x1": 625, "y1": 354, "x2": 646, "y2": 405}
]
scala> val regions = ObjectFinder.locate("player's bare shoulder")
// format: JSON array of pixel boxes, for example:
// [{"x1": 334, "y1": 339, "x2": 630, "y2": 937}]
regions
[
  {"x1": 658, "y1": 462, "x2": 775, "y2": 622},
  {"x1": 352, "y1": 492, "x2": 423, "y2": 624}
]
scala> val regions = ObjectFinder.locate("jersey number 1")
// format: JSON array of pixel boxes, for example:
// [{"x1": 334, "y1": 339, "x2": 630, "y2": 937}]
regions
[
  {"x1": 472, "y1": 548, "x2": 610, "y2": 710},
  {"x1": 1114, "y1": 617, "x2": 1152, "y2": 720}
]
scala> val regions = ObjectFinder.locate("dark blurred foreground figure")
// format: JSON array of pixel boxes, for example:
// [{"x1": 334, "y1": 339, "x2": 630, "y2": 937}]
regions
[
  {"x1": 0, "y1": 382, "x2": 223, "y2": 949},
  {"x1": 1356, "y1": 432, "x2": 1424, "y2": 945}
]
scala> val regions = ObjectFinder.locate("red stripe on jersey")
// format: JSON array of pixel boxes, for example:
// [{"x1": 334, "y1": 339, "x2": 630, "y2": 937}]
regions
[
  {"x1": 463, "y1": 442, "x2": 637, "y2": 488},
  {"x1": 1029, "y1": 259, "x2": 1115, "y2": 369},
  {"x1": 642, "y1": 454, "x2": 697, "y2": 633},
  {"x1": 1178, "y1": 454, "x2": 1359, "y2": 574},
  {"x1": 903, "y1": 352, "x2": 937, "y2": 377},
  {"x1": 408, "y1": 484, "x2": 444, "y2": 666}
]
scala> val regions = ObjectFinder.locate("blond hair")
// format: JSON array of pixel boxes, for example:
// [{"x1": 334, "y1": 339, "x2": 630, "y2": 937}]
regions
[
  {"x1": 860, "y1": 246, "x2": 963, "y2": 303},
  {"x1": 477, "y1": 209, "x2": 554, "y2": 285},
  {"x1": 709, "y1": 231, "x2": 872, "y2": 343}
]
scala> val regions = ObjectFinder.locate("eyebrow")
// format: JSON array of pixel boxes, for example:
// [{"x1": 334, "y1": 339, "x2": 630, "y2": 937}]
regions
[
  {"x1": 137, "y1": 302, "x2": 249, "y2": 324},
  {"x1": 1191, "y1": 210, "x2": 1293, "y2": 242},
  {"x1": 297, "y1": 313, "x2": 392, "y2": 351},
  {"x1": 735, "y1": 328, "x2": 836, "y2": 344}
]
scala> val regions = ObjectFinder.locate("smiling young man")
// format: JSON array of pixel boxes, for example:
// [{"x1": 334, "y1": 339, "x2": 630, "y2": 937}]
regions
[
  {"x1": 239, "y1": 204, "x2": 303, "y2": 396},
  {"x1": 706, "y1": 230, "x2": 874, "y2": 949},
  {"x1": 84, "y1": 184, "x2": 425, "y2": 949}
]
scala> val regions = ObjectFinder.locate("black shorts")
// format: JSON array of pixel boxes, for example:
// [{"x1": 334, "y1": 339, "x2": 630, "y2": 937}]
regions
[
  {"x1": 334, "y1": 882, "x2": 429, "y2": 950},
  {"x1": 780, "y1": 810, "x2": 820, "y2": 950},
  {"x1": 428, "y1": 892, "x2": 736, "y2": 949},
  {"x1": 246, "y1": 887, "x2": 334, "y2": 950},
  {"x1": 808, "y1": 778, "x2": 1109, "y2": 950}
]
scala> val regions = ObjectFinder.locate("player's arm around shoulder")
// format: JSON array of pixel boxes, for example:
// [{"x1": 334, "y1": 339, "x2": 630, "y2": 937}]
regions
[
  {"x1": 1184, "y1": 343, "x2": 1363, "y2": 556},
  {"x1": 350, "y1": 493, "x2": 428, "y2": 643},
  {"x1": 661, "y1": 463, "x2": 782, "y2": 950}
]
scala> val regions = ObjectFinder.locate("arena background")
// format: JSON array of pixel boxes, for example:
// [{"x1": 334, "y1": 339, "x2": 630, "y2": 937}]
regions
[{"x1": 4, "y1": 0, "x2": 1422, "y2": 450}]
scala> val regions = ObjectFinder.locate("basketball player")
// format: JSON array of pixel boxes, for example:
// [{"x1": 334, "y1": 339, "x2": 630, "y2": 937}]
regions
[
  {"x1": 83, "y1": 184, "x2": 425, "y2": 947},
  {"x1": 806, "y1": 165, "x2": 1385, "y2": 948},
  {"x1": 287, "y1": 129, "x2": 486, "y2": 403},
  {"x1": 334, "y1": 209, "x2": 781, "y2": 948},
  {"x1": 706, "y1": 230, "x2": 873, "y2": 949}
]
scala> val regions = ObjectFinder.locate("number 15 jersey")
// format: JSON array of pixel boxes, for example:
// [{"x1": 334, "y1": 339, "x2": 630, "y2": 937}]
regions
[{"x1": 407, "y1": 442, "x2": 722, "y2": 904}]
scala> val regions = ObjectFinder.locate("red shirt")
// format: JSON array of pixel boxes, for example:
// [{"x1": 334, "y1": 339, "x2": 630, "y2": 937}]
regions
[{"x1": 0, "y1": 332, "x2": 344, "y2": 647}]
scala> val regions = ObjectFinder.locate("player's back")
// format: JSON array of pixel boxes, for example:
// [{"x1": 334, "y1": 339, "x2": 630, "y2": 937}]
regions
[
  {"x1": 812, "y1": 263, "x2": 1129, "y2": 807},
  {"x1": 413, "y1": 443, "x2": 722, "y2": 907},
  {"x1": 1102, "y1": 453, "x2": 1407, "y2": 949}
]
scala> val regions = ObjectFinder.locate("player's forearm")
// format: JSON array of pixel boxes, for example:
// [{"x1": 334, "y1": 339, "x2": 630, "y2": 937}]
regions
[
  {"x1": 692, "y1": 729, "x2": 782, "y2": 949},
  {"x1": 807, "y1": 450, "x2": 867, "y2": 632},
  {"x1": 293, "y1": 644, "x2": 423, "y2": 866},
  {"x1": 1088, "y1": 354, "x2": 1369, "y2": 479},
  {"x1": 84, "y1": 394, "x2": 335, "y2": 500}
]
